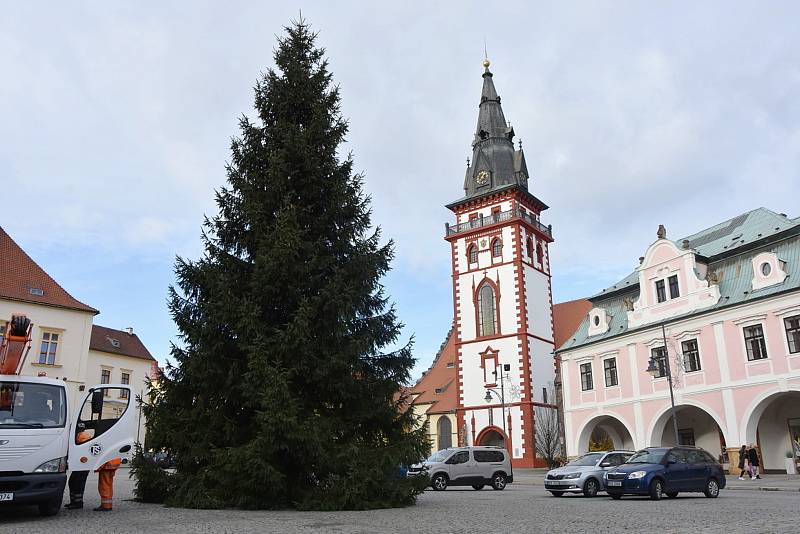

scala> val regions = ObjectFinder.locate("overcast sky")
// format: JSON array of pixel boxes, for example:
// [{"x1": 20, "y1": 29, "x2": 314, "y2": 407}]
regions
[{"x1": 2, "y1": 2, "x2": 799, "y2": 380}]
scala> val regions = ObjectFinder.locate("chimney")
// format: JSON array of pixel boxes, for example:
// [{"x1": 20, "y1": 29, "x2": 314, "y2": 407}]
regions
[{"x1": 125, "y1": 327, "x2": 134, "y2": 336}]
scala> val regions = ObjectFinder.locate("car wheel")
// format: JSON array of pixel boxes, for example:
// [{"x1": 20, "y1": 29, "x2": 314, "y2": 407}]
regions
[
  {"x1": 704, "y1": 478, "x2": 720, "y2": 498},
  {"x1": 583, "y1": 478, "x2": 599, "y2": 498},
  {"x1": 610, "y1": 493, "x2": 623, "y2": 500},
  {"x1": 491, "y1": 473, "x2": 507, "y2": 491},
  {"x1": 550, "y1": 491, "x2": 564, "y2": 497},
  {"x1": 39, "y1": 498, "x2": 61, "y2": 517},
  {"x1": 472, "y1": 484, "x2": 485, "y2": 490},
  {"x1": 666, "y1": 492, "x2": 679, "y2": 499},
  {"x1": 431, "y1": 473, "x2": 448, "y2": 491},
  {"x1": 649, "y1": 479, "x2": 664, "y2": 501}
]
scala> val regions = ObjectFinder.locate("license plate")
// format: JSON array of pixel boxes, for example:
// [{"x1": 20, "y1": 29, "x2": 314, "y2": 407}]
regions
[
  {"x1": 0, "y1": 493, "x2": 12, "y2": 501},
  {"x1": 549, "y1": 481, "x2": 564, "y2": 485},
  {"x1": 607, "y1": 481, "x2": 622, "y2": 487}
]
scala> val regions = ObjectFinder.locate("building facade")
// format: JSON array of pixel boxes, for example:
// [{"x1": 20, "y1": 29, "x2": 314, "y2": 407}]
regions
[
  {"x1": 408, "y1": 328, "x2": 459, "y2": 452},
  {"x1": 558, "y1": 209, "x2": 800, "y2": 474},
  {"x1": 0, "y1": 226, "x2": 156, "y2": 440},
  {"x1": 444, "y1": 60, "x2": 556, "y2": 467}
]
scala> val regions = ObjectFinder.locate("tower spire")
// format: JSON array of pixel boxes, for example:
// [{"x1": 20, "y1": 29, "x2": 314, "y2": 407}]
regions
[{"x1": 462, "y1": 60, "x2": 530, "y2": 198}]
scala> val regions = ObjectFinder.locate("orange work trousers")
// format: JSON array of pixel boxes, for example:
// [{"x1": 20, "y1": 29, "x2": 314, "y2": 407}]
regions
[{"x1": 98, "y1": 469, "x2": 117, "y2": 509}]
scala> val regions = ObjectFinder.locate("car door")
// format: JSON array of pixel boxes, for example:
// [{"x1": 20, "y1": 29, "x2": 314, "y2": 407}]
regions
[
  {"x1": 68, "y1": 384, "x2": 137, "y2": 472},
  {"x1": 664, "y1": 449, "x2": 690, "y2": 491},
  {"x1": 444, "y1": 450, "x2": 471, "y2": 484},
  {"x1": 686, "y1": 450, "x2": 713, "y2": 490}
]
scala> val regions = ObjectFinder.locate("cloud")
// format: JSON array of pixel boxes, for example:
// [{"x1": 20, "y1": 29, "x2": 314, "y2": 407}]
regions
[{"x1": 2, "y1": 1, "x2": 800, "y2": 378}]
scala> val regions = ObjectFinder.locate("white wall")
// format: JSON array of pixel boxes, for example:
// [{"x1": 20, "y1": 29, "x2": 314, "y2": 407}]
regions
[{"x1": 0, "y1": 300, "x2": 94, "y2": 409}]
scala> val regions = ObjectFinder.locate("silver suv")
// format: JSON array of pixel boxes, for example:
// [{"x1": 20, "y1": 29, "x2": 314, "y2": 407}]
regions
[
  {"x1": 544, "y1": 450, "x2": 633, "y2": 497},
  {"x1": 409, "y1": 446, "x2": 514, "y2": 491}
]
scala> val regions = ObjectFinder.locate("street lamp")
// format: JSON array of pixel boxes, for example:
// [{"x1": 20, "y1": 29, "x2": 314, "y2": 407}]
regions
[
  {"x1": 646, "y1": 323, "x2": 680, "y2": 445},
  {"x1": 484, "y1": 364, "x2": 510, "y2": 439}
]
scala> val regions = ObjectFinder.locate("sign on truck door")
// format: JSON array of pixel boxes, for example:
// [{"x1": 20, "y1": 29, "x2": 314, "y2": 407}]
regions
[{"x1": 68, "y1": 384, "x2": 136, "y2": 471}]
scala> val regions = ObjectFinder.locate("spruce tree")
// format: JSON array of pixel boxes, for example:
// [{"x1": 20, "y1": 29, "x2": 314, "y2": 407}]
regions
[{"x1": 140, "y1": 19, "x2": 429, "y2": 510}]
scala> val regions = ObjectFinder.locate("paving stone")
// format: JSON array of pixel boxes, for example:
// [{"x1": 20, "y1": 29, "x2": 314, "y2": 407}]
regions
[{"x1": 1, "y1": 470, "x2": 798, "y2": 533}]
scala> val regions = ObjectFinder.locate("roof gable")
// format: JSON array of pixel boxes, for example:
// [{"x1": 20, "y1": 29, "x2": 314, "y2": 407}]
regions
[
  {"x1": 0, "y1": 226, "x2": 97, "y2": 314},
  {"x1": 90, "y1": 325, "x2": 155, "y2": 361}
]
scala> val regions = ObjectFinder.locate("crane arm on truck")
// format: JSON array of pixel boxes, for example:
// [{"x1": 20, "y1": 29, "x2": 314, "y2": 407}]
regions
[{"x1": 0, "y1": 314, "x2": 33, "y2": 375}]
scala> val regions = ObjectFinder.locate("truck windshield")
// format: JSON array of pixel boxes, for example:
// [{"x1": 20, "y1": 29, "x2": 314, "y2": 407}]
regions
[{"x1": 0, "y1": 382, "x2": 66, "y2": 428}]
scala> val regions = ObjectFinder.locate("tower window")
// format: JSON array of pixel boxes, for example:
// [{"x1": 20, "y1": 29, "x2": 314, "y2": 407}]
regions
[
  {"x1": 468, "y1": 244, "x2": 478, "y2": 264},
  {"x1": 526, "y1": 236, "x2": 533, "y2": 261},
  {"x1": 536, "y1": 242, "x2": 544, "y2": 265},
  {"x1": 477, "y1": 283, "x2": 497, "y2": 337},
  {"x1": 491, "y1": 238, "x2": 502, "y2": 258}
]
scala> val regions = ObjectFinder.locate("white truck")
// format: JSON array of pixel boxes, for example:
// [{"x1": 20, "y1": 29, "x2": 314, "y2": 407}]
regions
[{"x1": 0, "y1": 314, "x2": 136, "y2": 516}]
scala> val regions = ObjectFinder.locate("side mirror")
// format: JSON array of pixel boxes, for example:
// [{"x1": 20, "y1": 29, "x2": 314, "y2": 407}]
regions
[
  {"x1": 667, "y1": 459, "x2": 677, "y2": 465},
  {"x1": 91, "y1": 390, "x2": 104, "y2": 415},
  {"x1": 599, "y1": 461, "x2": 611, "y2": 468}
]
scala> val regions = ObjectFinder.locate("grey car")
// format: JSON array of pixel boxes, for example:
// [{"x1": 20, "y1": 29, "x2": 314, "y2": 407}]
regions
[{"x1": 544, "y1": 450, "x2": 633, "y2": 497}]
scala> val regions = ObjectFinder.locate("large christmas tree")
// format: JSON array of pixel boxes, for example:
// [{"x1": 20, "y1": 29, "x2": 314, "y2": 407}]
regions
[{"x1": 139, "y1": 20, "x2": 429, "y2": 510}]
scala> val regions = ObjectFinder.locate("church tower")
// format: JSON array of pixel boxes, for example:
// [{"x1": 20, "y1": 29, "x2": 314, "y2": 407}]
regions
[{"x1": 444, "y1": 59, "x2": 555, "y2": 467}]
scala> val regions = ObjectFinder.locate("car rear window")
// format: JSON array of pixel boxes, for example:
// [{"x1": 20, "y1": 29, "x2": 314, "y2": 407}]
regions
[{"x1": 474, "y1": 450, "x2": 505, "y2": 462}]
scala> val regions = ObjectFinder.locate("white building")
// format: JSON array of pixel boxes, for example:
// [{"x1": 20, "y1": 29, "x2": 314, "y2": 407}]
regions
[{"x1": 0, "y1": 226, "x2": 156, "y2": 441}]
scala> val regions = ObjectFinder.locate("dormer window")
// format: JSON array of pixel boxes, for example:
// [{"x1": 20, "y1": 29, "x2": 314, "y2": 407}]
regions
[
  {"x1": 668, "y1": 275, "x2": 680, "y2": 299},
  {"x1": 655, "y1": 280, "x2": 667, "y2": 303},
  {"x1": 751, "y1": 251, "x2": 787, "y2": 291}
]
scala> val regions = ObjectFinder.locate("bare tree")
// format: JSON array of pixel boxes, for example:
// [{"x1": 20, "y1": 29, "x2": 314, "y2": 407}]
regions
[{"x1": 535, "y1": 388, "x2": 563, "y2": 468}]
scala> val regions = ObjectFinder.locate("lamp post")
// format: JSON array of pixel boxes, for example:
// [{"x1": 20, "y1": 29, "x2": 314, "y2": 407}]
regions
[
  {"x1": 646, "y1": 323, "x2": 680, "y2": 445},
  {"x1": 484, "y1": 364, "x2": 510, "y2": 439}
]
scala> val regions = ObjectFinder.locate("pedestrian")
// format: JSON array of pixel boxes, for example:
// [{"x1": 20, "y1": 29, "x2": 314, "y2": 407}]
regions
[
  {"x1": 95, "y1": 457, "x2": 122, "y2": 511},
  {"x1": 747, "y1": 444, "x2": 761, "y2": 480},
  {"x1": 738, "y1": 445, "x2": 749, "y2": 480},
  {"x1": 64, "y1": 423, "x2": 93, "y2": 509}
]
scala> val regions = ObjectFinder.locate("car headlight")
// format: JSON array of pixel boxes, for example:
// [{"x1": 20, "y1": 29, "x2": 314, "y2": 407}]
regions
[
  {"x1": 563, "y1": 472, "x2": 581, "y2": 479},
  {"x1": 627, "y1": 471, "x2": 647, "y2": 479},
  {"x1": 34, "y1": 456, "x2": 67, "y2": 473}
]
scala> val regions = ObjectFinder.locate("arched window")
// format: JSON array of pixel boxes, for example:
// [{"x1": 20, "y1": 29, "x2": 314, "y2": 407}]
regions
[
  {"x1": 536, "y1": 242, "x2": 544, "y2": 265},
  {"x1": 526, "y1": 236, "x2": 533, "y2": 260},
  {"x1": 437, "y1": 416, "x2": 453, "y2": 450},
  {"x1": 468, "y1": 244, "x2": 478, "y2": 264},
  {"x1": 491, "y1": 238, "x2": 502, "y2": 258},
  {"x1": 478, "y1": 283, "x2": 497, "y2": 336}
]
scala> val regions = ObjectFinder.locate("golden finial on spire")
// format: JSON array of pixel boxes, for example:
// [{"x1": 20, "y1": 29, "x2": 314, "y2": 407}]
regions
[{"x1": 483, "y1": 37, "x2": 490, "y2": 70}]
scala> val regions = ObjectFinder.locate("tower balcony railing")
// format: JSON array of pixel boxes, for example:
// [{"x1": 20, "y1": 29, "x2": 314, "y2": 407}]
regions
[{"x1": 445, "y1": 208, "x2": 553, "y2": 239}]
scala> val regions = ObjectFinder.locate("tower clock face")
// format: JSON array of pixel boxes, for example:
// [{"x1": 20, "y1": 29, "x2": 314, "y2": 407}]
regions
[{"x1": 475, "y1": 170, "x2": 490, "y2": 186}]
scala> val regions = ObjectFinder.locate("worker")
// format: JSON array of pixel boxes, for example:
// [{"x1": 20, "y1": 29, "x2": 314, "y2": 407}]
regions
[
  {"x1": 95, "y1": 456, "x2": 122, "y2": 512},
  {"x1": 64, "y1": 423, "x2": 93, "y2": 510}
]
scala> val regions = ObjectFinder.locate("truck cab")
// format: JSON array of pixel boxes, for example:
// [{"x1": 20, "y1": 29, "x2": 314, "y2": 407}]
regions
[{"x1": 0, "y1": 375, "x2": 136, "y2": 516}]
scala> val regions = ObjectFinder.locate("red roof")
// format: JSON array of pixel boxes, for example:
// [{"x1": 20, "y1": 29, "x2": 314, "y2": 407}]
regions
[
  {"x1": 90, "y1": 325, "x2": 155, "y2": 361},
  {"x1": 553, "y1": 298, "x2": 592, "y2": 350},
  {"x1": 411, "y1": 328, "x2": 457, "y2": 415},
  {"x1": 0, "y1": 226, "x2": 98, "y2": 314}
]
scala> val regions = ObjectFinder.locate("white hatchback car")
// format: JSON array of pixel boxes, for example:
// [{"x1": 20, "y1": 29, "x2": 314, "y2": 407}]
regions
[{"x1": 408, "y1": 446, "x2": 514, "y2": 491}]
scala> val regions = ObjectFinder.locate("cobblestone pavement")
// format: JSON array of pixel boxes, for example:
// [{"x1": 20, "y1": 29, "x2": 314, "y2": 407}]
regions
[{"x1": 1, "y1": 470, "x2": 798, "y2": 534}]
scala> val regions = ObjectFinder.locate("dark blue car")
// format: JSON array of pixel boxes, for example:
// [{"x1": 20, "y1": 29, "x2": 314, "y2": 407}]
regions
[{"x1": 604, "y1": 446, "x2": 726, "y2": 500}]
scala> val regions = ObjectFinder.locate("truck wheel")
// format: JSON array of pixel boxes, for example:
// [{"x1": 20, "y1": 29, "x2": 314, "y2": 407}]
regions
[{"x1": 39, "y1": 498, "x2": 62, "y2": 516}]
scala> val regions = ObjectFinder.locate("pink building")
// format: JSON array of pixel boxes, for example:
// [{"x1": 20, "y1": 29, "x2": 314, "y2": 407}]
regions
[{"x1": 557, "y1": 208, "x2": 800, "y2": 474}]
